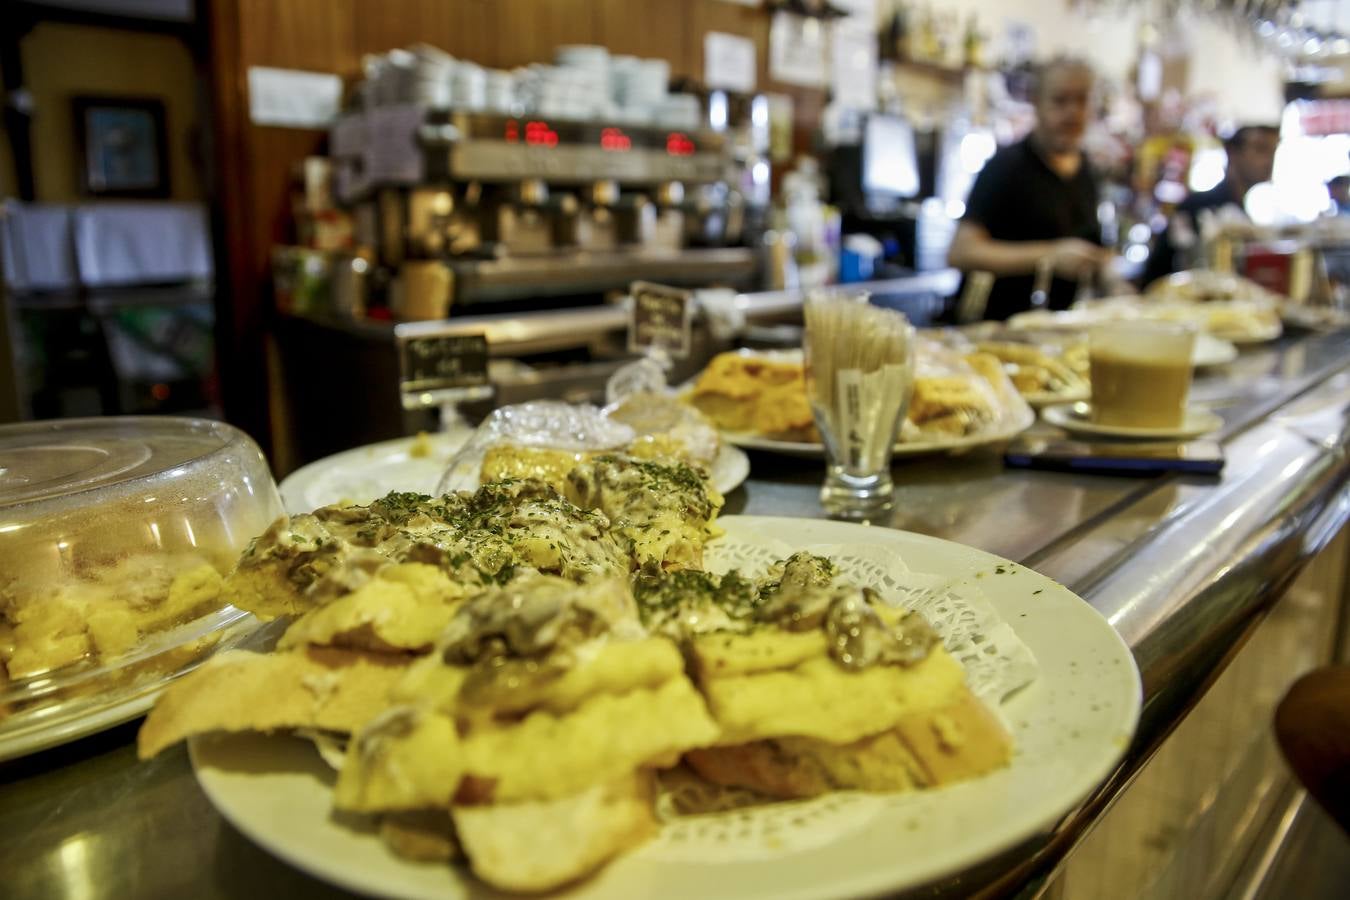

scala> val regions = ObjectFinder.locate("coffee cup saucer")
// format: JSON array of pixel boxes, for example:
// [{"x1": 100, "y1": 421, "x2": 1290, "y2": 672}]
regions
[{"x1": 1041, "y1": 402, "x2": 1224, "y2": 440}]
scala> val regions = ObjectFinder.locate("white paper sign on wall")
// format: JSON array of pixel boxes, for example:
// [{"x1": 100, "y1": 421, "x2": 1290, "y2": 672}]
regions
[
  {"x1": 769, "y1": 12, "x2": 827, "y2": 88},
  {"x1": 248, "y1": 67, "x2": 342, "y2": 128},
  {"x1": 705, "y1": 32, "x2": 757, "y2": 93},
  {"x1": 830, "y1": 19, "x2": 877, "y2": 111}
]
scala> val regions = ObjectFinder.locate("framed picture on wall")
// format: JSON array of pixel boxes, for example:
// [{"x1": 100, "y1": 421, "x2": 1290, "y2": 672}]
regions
[{"x1": 73, "y1": 96, "x2": 170, "y2": 198}]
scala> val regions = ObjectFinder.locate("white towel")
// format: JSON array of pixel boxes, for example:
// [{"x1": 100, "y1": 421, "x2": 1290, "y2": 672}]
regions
[
  {"x1": 0, "y1": 201, "x2": 79, "y2": 292},
  {"x1": 72, "y1": 202, "x2": 213, "y2": 287}
]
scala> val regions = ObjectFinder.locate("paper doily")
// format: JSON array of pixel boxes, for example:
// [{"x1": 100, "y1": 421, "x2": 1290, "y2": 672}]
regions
[
  {"x1": 644, "y1": 533, "x2": 1041, "y2": 862},
  {"x1": 702, "y1": 536, "x2": 1039, "y2": 707}
]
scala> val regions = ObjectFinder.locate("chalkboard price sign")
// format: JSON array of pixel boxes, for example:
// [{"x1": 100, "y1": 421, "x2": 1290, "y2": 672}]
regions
[
  {"x1": 395, "y1": 331, "x2": 490, "y2": 406},
  {"x1": 627, "y1": 281, "x2": 693, "y2": 359}
]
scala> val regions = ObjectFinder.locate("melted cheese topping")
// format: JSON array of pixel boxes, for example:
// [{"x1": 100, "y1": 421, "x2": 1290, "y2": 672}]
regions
[
  {"x1": 226, "y1": 481, "x2": 630, "y2": 621},
  {"x1": 565, "y1": 456, "x2": 723, "y2": 571}
]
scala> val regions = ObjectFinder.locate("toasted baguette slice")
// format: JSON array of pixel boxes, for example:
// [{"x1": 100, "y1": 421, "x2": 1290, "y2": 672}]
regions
[
  {"x1": 685, "y1": 729, "x2": 926, "y2": 797},
  {"x1": 137, "y1": 646, "x2": 410, "y2": 758},
  {"x1": 685, "y1": 686, "x2": 1013, "y2": 799},
  {"x1": 452, "y1": 771, "x2": 657, "y2": 893}
]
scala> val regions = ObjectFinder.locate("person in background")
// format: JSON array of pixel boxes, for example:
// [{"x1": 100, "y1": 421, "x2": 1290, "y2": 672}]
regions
[
  {"x1": 1142, "y1": 124, "x2": 1281, "y2": 284},
  {"x1": 1327, "y1": 175, "x2": 1350, "y2": 216},
  {"x1": 947, "y1": 57, "x2": 1110, "y2": 321}
]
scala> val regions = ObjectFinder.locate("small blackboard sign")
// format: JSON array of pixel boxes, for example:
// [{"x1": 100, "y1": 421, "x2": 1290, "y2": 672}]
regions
[
  {"x1": 627, "y1": 281, "x2": 693, "y2": 359},
  {"x1": 395, "y1": 331, "x2": 490, "y2": 406}
]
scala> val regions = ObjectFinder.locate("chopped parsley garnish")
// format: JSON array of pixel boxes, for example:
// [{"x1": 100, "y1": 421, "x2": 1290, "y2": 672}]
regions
[{"x1": 633, "y1": 567, "x2": 765, "y2": 625}]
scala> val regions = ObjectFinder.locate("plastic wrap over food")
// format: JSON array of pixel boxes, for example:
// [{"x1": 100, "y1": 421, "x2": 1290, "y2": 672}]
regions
[
  {"x1": 436, "y1": 362, "x2": 724, "y2": 495},
  {"x1": 901, "y1": 339, "x2": 1033, "y2": 442},
  {"x1": 435, "y1": 401, "x2": 635, "y2": 494},
  {"x1": 605, "y1": 357, "x2": 669, "y2": 406},
  {"x1": 606, "y1": 358, "x2": 721, "y2": 468}
]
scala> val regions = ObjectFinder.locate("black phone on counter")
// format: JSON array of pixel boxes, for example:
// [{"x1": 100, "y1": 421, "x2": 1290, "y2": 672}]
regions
[{"x1": 1003, "y1": 437, "x2": 1225, "y2": 476}]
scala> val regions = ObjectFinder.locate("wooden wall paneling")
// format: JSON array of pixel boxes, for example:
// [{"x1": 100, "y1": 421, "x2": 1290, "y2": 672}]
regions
[
  {"x1": 786, "y1": 87, "x2": 823, "y2": 159},
  {"x1": 349, "y1": 0, "x2": 501, "y2": 67},
  {"x1": 352, "y1": 0, "x2": 457, "y2": 58},
  {"x1": 688, "y1": 0, "x2": 766, "y2": 85},
  {"x1": 690, "y1": 0, "x2": 765, "y2": 35},
  {"x1": 444, "y1": 0, "x2": 499, "y2": 67},
  {"x1": 251, "y1": 131, "x2": 320, "y2": 477},
  {"x1": 247, "y1": 128, "x2": 327, "y2": 252},
  {"x1": 594, "y1": 0, "x2": 690, "y2": 77},
  {"x1": 212, "y1": 0, "x2": 356, "y2": 456},
  {"x1": 206, "y1": 0, "x2": 269, "y2": 448},
  {"x1": 490, "y1": 0, "x2": 599, "y2": 69},
  {"x1": 237, "y1": 0, "x2": 359, "y2": 73}
]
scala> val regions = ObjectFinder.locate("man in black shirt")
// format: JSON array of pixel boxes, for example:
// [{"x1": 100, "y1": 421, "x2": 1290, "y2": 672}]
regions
[
  {"x1": 947, "y1": 58, "x2": 1109, "y2": 320},
  {"x1": 1141, "y1": 125, "x2": 1280, "y2": 284}
]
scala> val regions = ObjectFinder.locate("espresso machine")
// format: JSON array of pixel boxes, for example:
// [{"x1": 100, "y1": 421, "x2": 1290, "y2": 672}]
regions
[{"x1": 334, "y1": 108, "x2": 763, "y2": 312}]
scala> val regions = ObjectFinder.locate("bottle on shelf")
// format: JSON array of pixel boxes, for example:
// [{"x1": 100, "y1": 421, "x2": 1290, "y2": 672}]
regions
[
  {"x1": 963, "y1": 14, "x2": 985, "y2": 70},
  {"x1": 911, "y1": 4, "x2": 934, "y2": 64}
]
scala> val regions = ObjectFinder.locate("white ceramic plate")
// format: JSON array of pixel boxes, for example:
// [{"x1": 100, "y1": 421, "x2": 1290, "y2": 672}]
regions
[
  {"x1": 1042, "y1": 402, "x2": 1224, "y2": 440},
  {"x1": 279, "y1": 430, "x2": 475, "y2": 514},
  {"x1": 191, "y1": 516, "x2": 1141, "y2": 900},
  {"x1": 723, "y1": 404, "x2": 1036, "y2": 459},
  {"x1": 281, "y1": 433, "x2": 751, "y2": 513},
  {"x1": 1193, "y1": 333, "x2": 1239, "y2": 367},
  {"x1": 1279, "y1": 304, "x2": 1350, "y2": 331},
  {"x1": 1021, "y1": 384, "x2": 1091, "y2": 409},
  {"x1": 1215, "y1": 322, "x2": 1282, "y2": 345}
]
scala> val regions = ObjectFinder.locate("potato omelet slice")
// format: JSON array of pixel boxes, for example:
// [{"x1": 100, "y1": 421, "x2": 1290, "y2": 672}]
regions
[
  {"x1": 637, "y1": 556, "x2": 1013, "y2": 799},
  {"x1": 333, "y1": 574, "x2": 718, "y2": 893},
  {"x1": 685, "y1": 351, "x2": 818, "y2": 442},
  {"x1": 338, "y1": 575, "x2": 718, "y2": 808},
  {"x1": 908, "y1": 375, "x2": 999, "y2": 438}
]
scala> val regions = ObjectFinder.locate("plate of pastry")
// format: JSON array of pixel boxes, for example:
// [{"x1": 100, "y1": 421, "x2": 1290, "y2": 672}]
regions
[
  {"x1": 141, "y1": 452, "x2": 1140, "y2": 899},
  {"x1": 970, "y1": 340, "x2": 1091, "y2": 408},
  {"x1": 683, "y1": 348, "x2": 1035, "y2": 459}
]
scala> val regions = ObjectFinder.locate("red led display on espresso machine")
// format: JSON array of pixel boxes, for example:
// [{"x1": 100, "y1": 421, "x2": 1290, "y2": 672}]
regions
[
  {"x1": 665, "y1": 132, "x2": 695, "y2": 156},
  {"x1": 600, "y1": 127, "x2": 632, "y2": 151},
  {"x1": 503, "y1": 120, "x2": 559, "y2": 147}
]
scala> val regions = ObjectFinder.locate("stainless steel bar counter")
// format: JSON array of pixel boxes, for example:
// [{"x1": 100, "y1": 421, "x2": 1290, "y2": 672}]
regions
[{"x1": 2, "y1": 326, "x2": 1347, "y2": 900}]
